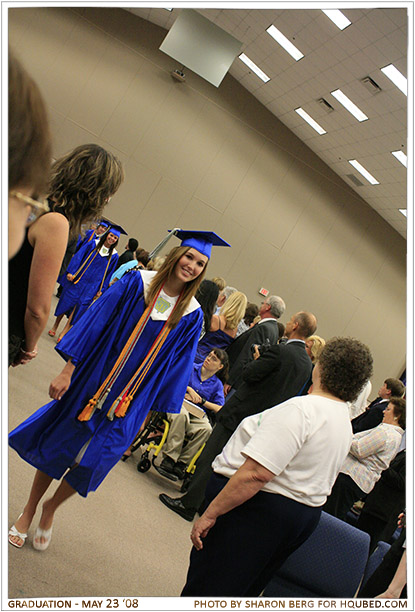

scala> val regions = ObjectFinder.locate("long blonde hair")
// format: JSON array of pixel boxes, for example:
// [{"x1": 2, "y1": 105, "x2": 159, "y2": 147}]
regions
[
  {"x1": 220, "y1": 291, "x2": 248, "y2": 330},
  {"x1": 146, "y1": 246, "x2": 207, "y2": 328}
]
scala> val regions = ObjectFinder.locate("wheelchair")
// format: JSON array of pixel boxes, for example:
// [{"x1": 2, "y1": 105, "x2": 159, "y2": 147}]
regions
[{"x1": 123, "y1": 411, "x2": 205, "y2": 492}]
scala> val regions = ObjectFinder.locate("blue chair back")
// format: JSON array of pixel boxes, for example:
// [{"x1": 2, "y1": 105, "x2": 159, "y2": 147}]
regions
[
  {"x1": 263, "y1": 511, "x2": 370, "y2": 598},
  {"x1": 359, "y1": 540, "x2": 391, "y2": 592}
]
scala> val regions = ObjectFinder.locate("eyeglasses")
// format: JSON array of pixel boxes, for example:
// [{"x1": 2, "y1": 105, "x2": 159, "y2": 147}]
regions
[{"x1": 10, "y1": 191, "x2": 50, "y2": 226}]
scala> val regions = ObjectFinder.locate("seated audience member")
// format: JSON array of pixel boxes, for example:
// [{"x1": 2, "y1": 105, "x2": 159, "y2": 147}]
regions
[
  {"x1": 236, "y1": 302, "x2": 259, "y2": 337},
  {"x1": 116, "y1": 237, "x2": 139, "y2": 269},
  {"x1": 224, "y1": 295, "x2": 285, "y2": 397},
  {"x1": 348, "y1": 379, "x2": 372, "y2": 420},
  {"x1": 324, "y1": 398, "x2": 405, "y2": 521},
  {"x1": 109, "y1": 247, "x2": 150, "y2": 285},
  {"x1": 8, "y1": 50, "x2": 51, "y2": 260},
  {"x1": 195, "y1": 280, "x2": 220, "y2": 339},
  {"x1": 195, "y1": 292, "x2": 247, "y2": 364},
  {"x1": 210, "y1": 277, "x2": 226, "y2": 292},
  {"x1": 155, "y1": 349, "x2": 228, "y2": 481},
  {"x1": 356, "y1": 447, "x2": 405, "y2": 553},
  {"x1": 180, "y1": 337, "x2": 373, "y2": 597},
  {"x1": 159, "y1": 311, "x2": 315, "y2": 521},
  {"x1": 352, "y1": 378, "x2": 405, "y2": 433}
]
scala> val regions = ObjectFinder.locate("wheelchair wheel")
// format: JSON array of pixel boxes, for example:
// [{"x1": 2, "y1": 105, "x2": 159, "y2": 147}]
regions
[{"x1": 137, "y1": 456, "x2": 151, "y2": 473}]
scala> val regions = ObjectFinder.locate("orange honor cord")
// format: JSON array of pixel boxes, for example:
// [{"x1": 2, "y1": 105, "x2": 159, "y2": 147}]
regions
[{"x1": 77, "y1": 285, "x2": 183, "y2": 422}]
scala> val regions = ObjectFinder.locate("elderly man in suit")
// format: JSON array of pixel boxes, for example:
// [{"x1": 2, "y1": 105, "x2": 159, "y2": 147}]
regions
[{"x1": 159, "y1": 311, "x2": 317, "y2": 521}]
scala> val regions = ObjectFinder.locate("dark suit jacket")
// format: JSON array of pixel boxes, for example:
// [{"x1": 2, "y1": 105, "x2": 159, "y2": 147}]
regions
[
  {"x1": 352, "y1": 398, "x2": 388, "y2": 433},
  {"x1": 226, "y1": 319, "x2": 280, "y2": 389},
  {"x1": 218, "y1": 340, "x2": 312, "y2": 433},
  {"x1": 361, "y1": 450, "x2": 405, "y2": 521}
]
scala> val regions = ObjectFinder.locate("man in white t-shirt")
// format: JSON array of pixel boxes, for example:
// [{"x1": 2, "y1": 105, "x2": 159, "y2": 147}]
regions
[{"x1": 181, "y1": 337, "x2": 374, "y2": 597}]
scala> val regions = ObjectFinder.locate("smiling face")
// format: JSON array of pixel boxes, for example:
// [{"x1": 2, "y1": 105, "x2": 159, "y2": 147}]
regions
[
  {"x1": 174, "y1": 248, "x2": 208, "y2": 284},
  {"x1": 104, "y1": 231, "x2": 118, "y2": 247}
]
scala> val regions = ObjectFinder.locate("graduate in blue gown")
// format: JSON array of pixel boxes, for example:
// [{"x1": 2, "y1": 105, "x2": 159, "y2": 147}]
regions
[
  {"x1": 49, "y1": 227, "x2": 120, "y2": 341},
  {"x1": 75, "y1": 220, "x2": 110, "y2": 253},
  {"x1": 8, "y1": 230, "x2": 230, "y2": 551}
]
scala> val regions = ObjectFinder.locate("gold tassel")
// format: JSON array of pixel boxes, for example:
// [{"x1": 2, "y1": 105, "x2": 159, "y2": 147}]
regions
[
  {"x1": 78, "y1": 398, "x2": 98, "y2": 422},
  {"x1": 115, "y1": 394, "x2": 134, "y2": 418}
]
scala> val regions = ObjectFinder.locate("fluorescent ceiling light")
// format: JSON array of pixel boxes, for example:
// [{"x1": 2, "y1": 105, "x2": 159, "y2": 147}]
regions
[
  {"x1": 266, "y1": 25, "x2": 304, "y2": 61},
  {"x1": 392, "y1": 151, "x2": 407, "y2": 167},
  {"x1": 331, "y1": 89, "x2": 368, "y2": 122},
  {"x1": 295, "y1": 107, "x2": 326, "y2": 135},
  {"x1": 399, "y1": 209, "x2": 407, "y2": 217},
  {"x1": 348, "y1": 160, "x2": 379, "y2": 185},
  {"x1": 239, "y1": 53, "x2": 270, "y2": 82},
  {"x1": 322, "y1": 9, "x2": 351, "y2": 30},
  {"x1": 381, "y1": 64, "x2": 407, "y2": 95},
  {"x1": 164, "y1": 8, "x2": 173, "y2": 11}
]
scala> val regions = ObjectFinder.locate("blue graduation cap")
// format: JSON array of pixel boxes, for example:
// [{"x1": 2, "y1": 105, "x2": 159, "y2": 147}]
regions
[
  {"x1": 171, "y1": 230, "x2": 231, "y2": 259},
  {"x1": 100, "y1": 219, "x2": 128, "y2": 239}
]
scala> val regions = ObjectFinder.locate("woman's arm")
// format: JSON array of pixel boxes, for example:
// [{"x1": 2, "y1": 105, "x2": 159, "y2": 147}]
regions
[
  {"x1": 49, "y1": 359, "x2": 76, "y2": 400},
  {"x1": 349, "y1": 427, "x2": 386, "y2": 459},
  {"x1": 190, "y1": 457, "x2": 274, "y2": 550},
  {"x1": 13, "y1": 213, "x2": 68, "y2": 365}
]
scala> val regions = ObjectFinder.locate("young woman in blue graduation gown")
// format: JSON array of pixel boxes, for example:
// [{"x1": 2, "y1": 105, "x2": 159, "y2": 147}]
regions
[
  {"x1": 50, "y1": 230, "x2": 120, "y2": 341},
  {"x1": 8, "y1": 241, "x2": 212, "y2": 550}
]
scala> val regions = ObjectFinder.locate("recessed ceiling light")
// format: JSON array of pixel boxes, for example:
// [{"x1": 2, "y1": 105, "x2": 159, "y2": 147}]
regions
[
  {"x1": 266, "y1": 25, "x2": 304, "y2": 61},
  {"x1": 239, "y1": 53, "x2": 270, "y2": 83},
  {"x1": 348, "y1": 160, "x2": 379, "y2": 185},
  {"x1": 392, "y1": 151, "x2": 407, "y2": 167},
  {"x1": 295, "y1": 108, "x2": 326, "y2": 135},
  {"x1": 381, "y1": 64, "x2": 407, "y2": 95},
  {"x1": 331, "y1": 89, "x2": 368, "y2": 122},
  {"x1": 322, "y1": 9, "x2": 351, "y2": 30},
  {"x1": 399, "y1": 209, "x2": 407, "y2": 217}
]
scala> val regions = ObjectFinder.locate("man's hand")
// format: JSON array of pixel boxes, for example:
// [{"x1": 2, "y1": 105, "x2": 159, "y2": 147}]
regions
[
  {"x1": 252, "y1": 345, "x2": 260, "y2": 360},
  {"x1": 223, "y1": 384, "x2": 232, "y2": 397},
  {"x1": 190, "y1": 514, "x2": 216, "y2": 551},
  {"x1": 49, "y1": 371, "x2": 72, "y2": 400}
]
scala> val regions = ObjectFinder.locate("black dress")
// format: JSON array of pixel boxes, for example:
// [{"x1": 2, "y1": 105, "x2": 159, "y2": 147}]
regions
[{"x1": 9, "y1": 230, "x2": 33, "y2": 364}]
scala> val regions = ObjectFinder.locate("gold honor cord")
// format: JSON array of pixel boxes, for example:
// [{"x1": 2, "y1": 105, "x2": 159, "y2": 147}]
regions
[
  {"x1": 72, "y1": 250, "x2": 99, "y2": 285},
  {"x1": 77, "y1": 286, "x2": 184, "y2": 422},
  {"x1": 90, "y1": 255, "x2": 113, "y2": 306}
]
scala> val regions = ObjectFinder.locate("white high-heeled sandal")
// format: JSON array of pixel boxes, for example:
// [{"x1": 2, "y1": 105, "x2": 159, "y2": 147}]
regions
[
  {"x1": 8, "y1": 514, "x2": 28, "y2": 549},
  {"x1": 33, "y1": 526, "x2": 53, "y2": 551}
]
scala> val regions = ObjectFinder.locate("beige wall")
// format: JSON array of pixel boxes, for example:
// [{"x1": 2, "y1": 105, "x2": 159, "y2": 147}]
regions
[{"x1": 9, "y1": 7, "x2": 406, "y2": 392}]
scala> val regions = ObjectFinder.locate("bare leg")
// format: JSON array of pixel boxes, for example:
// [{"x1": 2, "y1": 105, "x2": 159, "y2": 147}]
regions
[
  {"x1": 34, "y1": 478, "x2": 77, "y2": 547},
  {"x1": 10, "y1": 470, "x2": 54, "y2": 546},
  {"x1": 57, "y1": 309, "x2": 75, "y2": 342},
  {"x1": 49, "y1": 313, "x2": 65, "y2": 335}
]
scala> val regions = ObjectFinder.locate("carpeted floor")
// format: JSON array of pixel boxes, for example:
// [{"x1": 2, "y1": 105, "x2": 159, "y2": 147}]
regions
[{"x1": 8, "y1": 294, "x2": 196, "y2": 598}]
